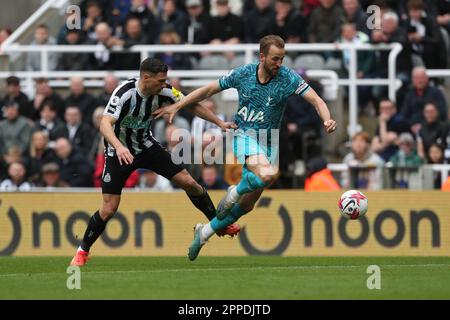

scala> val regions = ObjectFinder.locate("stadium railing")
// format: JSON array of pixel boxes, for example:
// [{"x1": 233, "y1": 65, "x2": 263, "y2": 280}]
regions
[
  {"x1": 328, "y1": 163, "x2": 450, "y2": 190},
  {"x1": 1, "y1": 42, "x2": 403, "y2": 136}
]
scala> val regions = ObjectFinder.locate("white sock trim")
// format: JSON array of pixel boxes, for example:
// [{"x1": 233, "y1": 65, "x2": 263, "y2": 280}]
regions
[
  {"x1": 229, "y1": 185, "x2": 241, "y2": 202},
  {"x1": 201, "y1": 223, "x2": 215, "y2": 241}
]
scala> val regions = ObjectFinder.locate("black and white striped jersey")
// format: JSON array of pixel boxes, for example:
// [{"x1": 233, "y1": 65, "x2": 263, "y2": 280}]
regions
[{"x1": 103, "y1": 78, "x2": 184, "y2": 157}]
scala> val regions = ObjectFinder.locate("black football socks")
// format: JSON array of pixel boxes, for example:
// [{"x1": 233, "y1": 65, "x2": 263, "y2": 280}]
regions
[
  {"x1": 80, "y1": 211, "x2": 107, "y2": 252},
  {"x1": 187, "y1": 187, "x2": 216, "y2": 221}
]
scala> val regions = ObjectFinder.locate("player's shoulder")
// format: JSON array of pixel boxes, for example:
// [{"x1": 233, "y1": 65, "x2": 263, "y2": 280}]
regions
[
  {"x1": 159, "y1": 84, "x2": 184, "y2": 100},
  {"x1": 230, "y1": 63, "x2": 257, "y2": 77},
  {"x1": 112, "y1": 78, "x2": 137, "y2": 98},
  {"x1": 279, "y1": 65, "x2": 299, "y2": 79}
]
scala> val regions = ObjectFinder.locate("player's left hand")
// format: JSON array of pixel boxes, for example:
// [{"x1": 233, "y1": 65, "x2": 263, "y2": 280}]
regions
[
  {"x1": 220, "y1": 121, "x2": 238, "y2": 132},
  {"x1": 152, "y1": 103, "x2": 180, "y2": 123},
  {"x1": 324, "y1": 119, "x2": 337, "y2": 133}
]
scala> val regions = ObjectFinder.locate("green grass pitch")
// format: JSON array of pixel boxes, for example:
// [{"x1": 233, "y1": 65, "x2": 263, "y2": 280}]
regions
[{"x1": 0, "y1": 256, "x2": 449, "y2": 299}]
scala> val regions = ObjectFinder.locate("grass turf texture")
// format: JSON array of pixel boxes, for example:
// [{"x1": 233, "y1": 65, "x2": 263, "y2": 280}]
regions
[{"x1": 0, "y1": 256, "x2": 449, "y2": 299}]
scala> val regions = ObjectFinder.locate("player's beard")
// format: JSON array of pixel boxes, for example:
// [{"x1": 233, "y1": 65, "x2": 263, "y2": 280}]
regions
[{"x1": 263, "y1": 61, "x2": 279, "y2": 77}]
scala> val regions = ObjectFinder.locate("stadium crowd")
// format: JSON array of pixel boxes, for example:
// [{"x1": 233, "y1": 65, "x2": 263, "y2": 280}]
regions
[{"x1": 1, "y1": 0, "x2": 450, "y2": 191}]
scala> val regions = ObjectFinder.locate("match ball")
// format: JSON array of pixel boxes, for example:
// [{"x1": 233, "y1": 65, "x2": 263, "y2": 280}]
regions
[{"x1": 338, "y1": 190, "x2": 368, "y2": 220}]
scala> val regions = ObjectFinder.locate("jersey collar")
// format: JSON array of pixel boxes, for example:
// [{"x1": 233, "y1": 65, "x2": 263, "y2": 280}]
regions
[{"x1": 256, "y1": 63, "x2": 273, "y2": 86}]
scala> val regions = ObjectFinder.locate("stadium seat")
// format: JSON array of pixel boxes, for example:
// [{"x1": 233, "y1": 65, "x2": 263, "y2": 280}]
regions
[
  {"x1": 293, "y1": 54, "x2": 325, "y2": 70},
  {"x1": 282, "y1": 55, "x2": 293, "y2": 68},
  {"x1": 229, "y1": 55, "x2": 247, "y2": 69},
  {"x1": 324, "y1": 57, "x2": 342, "y2": 72},
  {"x1": 198, "y1": 55, "x2": 229, "y2": 70}
]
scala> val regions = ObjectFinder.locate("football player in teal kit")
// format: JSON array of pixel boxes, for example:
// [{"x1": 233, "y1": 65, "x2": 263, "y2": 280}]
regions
[{"x1": 153, "y1": 35, "x2": 337, "y2": 260}]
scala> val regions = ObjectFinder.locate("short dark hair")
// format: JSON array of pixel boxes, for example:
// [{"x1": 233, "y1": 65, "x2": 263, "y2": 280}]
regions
[
  {"x1": 6, "y1": 76, "x2": 20, "y2": 86},
  {"x1": 140, "y1": 58, "x2": 168, "y2": 76},
  {"x1": 259, "y1": 35, "x2": 285, "y2": 56}
]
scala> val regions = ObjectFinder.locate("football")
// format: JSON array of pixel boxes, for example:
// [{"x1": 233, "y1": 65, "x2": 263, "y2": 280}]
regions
[{"x1": 338, "y1": 190, "x2": 368, "y2": 220}]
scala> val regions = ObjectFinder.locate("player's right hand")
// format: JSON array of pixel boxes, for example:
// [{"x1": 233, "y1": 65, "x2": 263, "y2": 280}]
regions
[
  {"x1": 324, "y1": 119, "x2": 337, "y2": 133},
  {"x1": 116, "y1": 145, "x2": 134, "y2": 165}
]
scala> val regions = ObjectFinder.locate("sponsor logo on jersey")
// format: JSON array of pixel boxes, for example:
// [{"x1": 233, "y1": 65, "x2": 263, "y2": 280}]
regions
[
  {"x1": 237, "y1": 106, "x2": 264, "y2": 122},
  {"x1": 121, "y1": 116, "x2": 150, "y2": 129}
]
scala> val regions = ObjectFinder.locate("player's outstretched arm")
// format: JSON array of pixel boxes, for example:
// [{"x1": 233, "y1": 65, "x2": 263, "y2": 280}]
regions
[
  {"x1": 152, "y1": 80, "x2": 223, "y2": 123},
  {"x1": 187, "y1": 103, "x2": 238, "y2": 132},
  {"x1": 100, "y1": 115, "x2": 134, "y2": 165},
  {"x1": 302, "y1": 88, "x2": 337, "y2": 134}
]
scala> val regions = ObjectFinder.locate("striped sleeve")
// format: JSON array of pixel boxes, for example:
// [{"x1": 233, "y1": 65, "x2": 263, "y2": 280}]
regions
[{"x1": 104, "y1": 79, "x2": 135, "y2": 119}]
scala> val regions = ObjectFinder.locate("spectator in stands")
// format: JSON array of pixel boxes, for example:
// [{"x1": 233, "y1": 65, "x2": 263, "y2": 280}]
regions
[
  {"x1": 117, "y1": 17, "x2": 149, "y2": 70},
  {"x1": 57, "y1": 30, "x2": 90, "y2": 71},
  {"x1": 86, "y1": 22, "x2": 122, "y2": 70},
  {"x1": 61, "y1": 106, "x2": 95, "y2": 155},
  {"x1": 307, "y1": 0, "x2": 343, "y2": 43},
  {"x1": 154, "y1": 111, "x2": 190, "y2": 145},
  {"x1": 304, "y1": 157, "x2": 340, "y2": 191},
  {"x1": 436, "y1": 0, "x2": 450, "y2": 34},
  {"x1": 403, "y1": 0, "x2": 445, "y2": 69},
  {"x1": 342, "y1": 0, "x2": 370, "y2": 35},
  {"x1": 82, "y1": 0, "x2": 106, "y2": 42},
  {"x1": 32, "y1": 78, "x2": 66, "y2": 121},
  {"x1": 245, "y1": 0, "x2": 277, "y2": 43},
  {"x1": 1, "y1": 76, "x2": 32, "y2": 120},
  {"x1": 185, "y1": 0, "x2": 212, "y2": 44},
  {"x1": 0, "y1": 101, "x2": 32, "y2": 157},
  {"x1": 401, "y1": 67, "x2": 448, "y2": 133},
  {"x1": 137, "y1": 169, "x2": 173, "y2": 191},
  {"x1": 209, "y1": 0, "x2": 245, "y2": 45},
  {"x1": 427, "y1": 142, "x2": 444, "y2": 164},
  {"x1": 371, "y1": 99, "x2": 410, "y2": 162},
  {"x1": 0, "y1": 27, "x2": 12, "y2": 50},
  {"x1": 343, "y1": 131, "x2": 385, "y2": 190},
  {"x1": 274, "y1": 0, "x2": 308, "y2": 43},
  {"x1": 88, "y1": 106, "x2": 105, "y2": 165},
  {"x1": 37, "y1": 162, "x2": 70, "y2": 189},
  {"x1": 371, "y1": 11, "x2": 413, "y2": 101},
  {"x1": 26, "y1": 24, "x2": 58, "y2": 71},
  {"x1": 301, "y1": 0, "x2": 321, "y2": 20},
  {"x1": 97, "y1": 74, "x2": 119, "y2": 107},
  {"x1": 389, "y1": 132, "x2": 423, "y2": 166},
  {"x1": 125, "y1": 0, "x2": 158, "y2": 44},
  {"x1": 0, "y1": 161, "x2": 32, "y2": 191},
  {"x1": 416, "y1": 102, "x2": 450, "y2": 159},
  {"x1": 210, "y1": 0, "x2": 243, "y2": 16},
  {"x1": 191, "y1": 99, "x2": 224, "y2": 148},
  {"x1": 223, "y1": 152, "x2": 243, "y2": 186},
  {"x1": 156, "y1": 0, "x2": 189, "y2": 42},
  {"x1": 26, "y1": 130, "x2": 58, "y2": 184},
  {"x1": 197, "y1": 164, "x2": 228, "y2": 190},
  {"x1": 54, "y1": 137, "x2": 92, "y2": 187},
  {"x1": 65, "y1": 77, "x2": 98, "y2": 124},
  {"x1": 32, "y1": 101, "x2": 66, "y2": 145},
  {"x1": 337, "y1": 22, "x2": 376, "y2": 111},
  {"x1": 427, "y1": 142, "x2": 445, "y2": 189},
  {"x1": 0, "y1": 146, "x2": 23, "y2": 180},
  {"x1": 154, "y1": 25, "x2": 192, "y2": 69}
]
